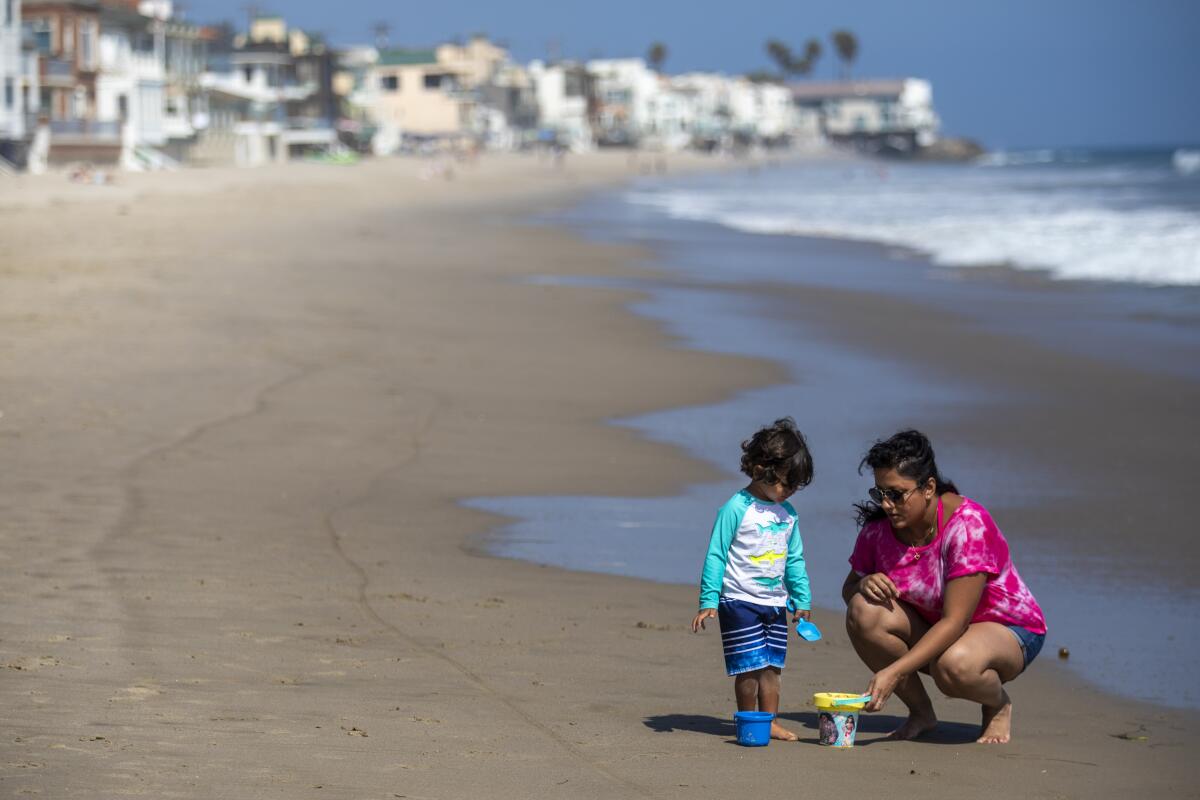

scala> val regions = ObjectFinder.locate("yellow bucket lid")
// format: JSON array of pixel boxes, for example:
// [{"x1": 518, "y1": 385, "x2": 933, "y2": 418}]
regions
[{"x1": 813, "y1": 692, "x2": 868, "y2": 711}]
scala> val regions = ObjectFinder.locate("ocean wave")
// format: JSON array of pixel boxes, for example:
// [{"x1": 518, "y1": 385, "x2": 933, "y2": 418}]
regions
[
  {"x1": 1175, "y1": 149, "x2": 1200, "y2": 175},
  {"x1": 624, "y1": 162, "x2": 1200, "y2": 286}
]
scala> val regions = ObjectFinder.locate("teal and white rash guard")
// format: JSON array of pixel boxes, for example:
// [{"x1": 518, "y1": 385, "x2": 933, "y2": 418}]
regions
[{"x1": 698, "y1": 489, "x2": 810, "y2": 610}]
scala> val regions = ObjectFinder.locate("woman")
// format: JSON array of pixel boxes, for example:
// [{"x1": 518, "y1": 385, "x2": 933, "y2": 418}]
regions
[{"x1": 842, "y1": 430, "x2": 1046, "y2": 744}]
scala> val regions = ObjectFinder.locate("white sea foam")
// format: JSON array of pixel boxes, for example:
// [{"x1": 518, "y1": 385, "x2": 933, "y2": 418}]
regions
[
  {"x1": 625, "y1": 156, "x2": 1200, "y2": 286},
  {"x1": 1175, "y1": 149, "x2": 1200, "y2": 175}
]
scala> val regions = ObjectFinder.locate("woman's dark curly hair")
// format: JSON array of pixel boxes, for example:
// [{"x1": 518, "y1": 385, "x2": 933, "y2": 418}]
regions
[
  {"x1": 854, "y1": 429, "x2": 958, "y2": 527},
  {"x1": 740, "y1": 417, "x2": 814, "y2": 491}
]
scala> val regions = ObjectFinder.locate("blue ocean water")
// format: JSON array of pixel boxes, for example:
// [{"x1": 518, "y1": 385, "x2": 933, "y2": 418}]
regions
[
  {"x1": 466, "y1": 151, "x2": 1200, "y2": 709},
  {"x1": 625, "y1": 147, "x2": 1200, "y2": 286}
]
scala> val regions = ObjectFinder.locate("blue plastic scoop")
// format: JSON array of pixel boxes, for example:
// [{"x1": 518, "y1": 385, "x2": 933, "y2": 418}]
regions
[{"x1": 795, "y1": 619, "x2": 823, "y2": 641}]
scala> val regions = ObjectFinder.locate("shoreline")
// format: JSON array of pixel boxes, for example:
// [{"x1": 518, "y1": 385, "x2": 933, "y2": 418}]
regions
[
  {"x1": 476, "y1": 178, "x2": 1199, "y2": 710},
  {"x1": 0, "y1": 153, "x2": 1195, "y2": 796}
]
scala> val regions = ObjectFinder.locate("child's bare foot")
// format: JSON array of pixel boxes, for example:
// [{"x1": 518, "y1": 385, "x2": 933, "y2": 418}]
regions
[
  {"x1": 977, "y1": 691, "x2": 1012, "y2": 744},
  {"x1": 888, "y1": 709, "x2": 938, "y2": 740},
  {"x1": 770, "y1": 721, "x2": 798, "y2": 741}
]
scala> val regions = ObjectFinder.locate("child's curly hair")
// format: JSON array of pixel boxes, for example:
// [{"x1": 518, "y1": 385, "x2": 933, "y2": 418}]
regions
[{"x1": 740, "y1": 417, "x2": 814, "y2": 490}]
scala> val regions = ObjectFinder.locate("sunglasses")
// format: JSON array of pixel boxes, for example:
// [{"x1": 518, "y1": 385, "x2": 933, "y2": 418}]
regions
[{"x1": 868, "y1": 485, "x2": 921, "y2": 506}]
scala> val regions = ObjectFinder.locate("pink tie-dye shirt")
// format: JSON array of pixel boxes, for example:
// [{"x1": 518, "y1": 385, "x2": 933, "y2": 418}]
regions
[{"x1": 849, "y1": 497, "x2": 1046, "y2": 634}]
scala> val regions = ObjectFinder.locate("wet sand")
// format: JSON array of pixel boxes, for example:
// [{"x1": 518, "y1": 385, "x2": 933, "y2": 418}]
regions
[{"x1": 0, "y1": 153, "x2": 1195, "y2": 797}]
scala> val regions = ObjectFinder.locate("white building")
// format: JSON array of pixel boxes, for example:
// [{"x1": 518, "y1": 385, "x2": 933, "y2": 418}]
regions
[
  {"x1": 198, "y1": 16, "x2": 335, "y2": 166},
  {"x1": 474, "y1": 60, "x2": 538, "y2": 150},
  {"x1": 0, "y1": 0, "x2": 39, "y2": 167},
  {"x1": 159, "y1": 6, "x2": 207, "y2": 160},
  {"x1": 96, "y1": 0, "x2": 167, "y2": 166},
  {"x1": 586, "y1": 57, "x2": 659, "y2": 146},
  {"x1": 728, "y1": 79, "x2": 801, "y2": 142},
  {"x1": 790, "y1": 78, "x2": 939, "y2": 154},
  {"x1": 642, "y1": 83, "x2": 694, "y2": 150},
  {"x1": 669, "y1": 72, "x2": 733, "y2": 148},
  {"x1": 527, "y1": 59, "x2": 591, "y2": 151}
]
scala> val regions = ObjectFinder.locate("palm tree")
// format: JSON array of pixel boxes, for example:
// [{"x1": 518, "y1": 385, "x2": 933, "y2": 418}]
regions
[
  {"x1": 766, "y1": 38, "x2": 823, "y2": 79},
  {"x1": 801, "y1": 38, "x2": 822, "y2": 74},
  {"x1": 766, "y1": 39, "x2": 794, "y2": 77},
  {"x1": 831, "y1": 29, "x2": 858, "y2": 79},
  {"x1": 647, "y1": 42, "x2": 668, "y2": 73}
]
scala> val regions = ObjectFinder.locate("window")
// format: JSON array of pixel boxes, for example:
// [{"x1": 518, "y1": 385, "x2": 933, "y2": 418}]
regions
[
  {"x1": 71, "y1": 86, "x2": 86, "y2": 119},
  {"x1": 80, "y1": 20, "x2": 95, "y2": 69},
  {"x1": 423, "y1": 73, "x2": 442, "y2": 90},
  {"x1": 380, "y1": 74, "x2": 398, "y2": 91},
  {"x1": 4, "y1": 79, "x2": 13, "y2": 110},
  {"x1": 32, "y1": 21, "x2": 52, "y2": 53},
  {"x1": 4, "y1": 0, "x2": 12, "y2": 26}
]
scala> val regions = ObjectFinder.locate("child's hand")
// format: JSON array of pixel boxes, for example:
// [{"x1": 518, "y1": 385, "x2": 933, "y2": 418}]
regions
[
  {"x1": 791, "y1": 608, "x2": 811, "y2": 623},
  {"x1": 691, "y1": 608, "x2": 717, "y2": 633}
]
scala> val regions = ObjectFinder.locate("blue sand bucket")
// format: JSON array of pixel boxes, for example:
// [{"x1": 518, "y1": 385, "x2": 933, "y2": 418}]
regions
[{"x1": 734, "y1": 711, "x2": 775, "y2": 746}]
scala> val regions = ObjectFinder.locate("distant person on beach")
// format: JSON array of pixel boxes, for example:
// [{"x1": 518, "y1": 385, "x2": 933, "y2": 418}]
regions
[
  {"x1": 692, "y1": 418, "x2": 814, "y2": 742},
  {"x1": 842, "y1": 430, "x2": 1046, "y2": 744}
]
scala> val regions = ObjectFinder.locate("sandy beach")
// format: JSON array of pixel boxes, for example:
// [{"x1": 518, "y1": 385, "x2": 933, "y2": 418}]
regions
[{"x1": 0, "y1": 152, "x2": 1196, "y2": 798}]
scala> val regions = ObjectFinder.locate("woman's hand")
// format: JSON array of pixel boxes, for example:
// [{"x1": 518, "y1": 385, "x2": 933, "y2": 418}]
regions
[
  {"x1": 865, "y1": 666, "x2": 903, "y2": 712},
  {"x1": 691, "y1": 608, "x2": 717, "y2": 633},
  {"x1": 857, "y1": 572, "x2": 899, "y2": 604}
]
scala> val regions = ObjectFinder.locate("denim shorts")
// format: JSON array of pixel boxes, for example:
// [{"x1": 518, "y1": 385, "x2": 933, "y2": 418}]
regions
[{"x1": 1006, "y1": 624, "x2": 1045, "y2": 671}]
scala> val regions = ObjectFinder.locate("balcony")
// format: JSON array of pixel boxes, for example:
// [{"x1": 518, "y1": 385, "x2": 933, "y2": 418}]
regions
[
  {"x1": 44, "y1": 58, "x2": 75, "y2": 81},
  {"x1": 50, "y1": 119, "x2": 121, "y2": 142}
]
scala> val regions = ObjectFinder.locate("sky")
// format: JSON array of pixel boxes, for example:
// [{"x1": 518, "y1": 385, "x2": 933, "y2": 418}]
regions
[{"x1": 188, "y1": 0, "x2": 1200, "y2": 150}]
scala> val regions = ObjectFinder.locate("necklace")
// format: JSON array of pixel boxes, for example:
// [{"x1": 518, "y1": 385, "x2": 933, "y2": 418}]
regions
[{"x1": 910, "y1": 498, "x2": 943, "y2": 558}]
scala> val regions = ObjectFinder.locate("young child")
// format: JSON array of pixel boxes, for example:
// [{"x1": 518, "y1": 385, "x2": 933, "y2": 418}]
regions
[{"x1": 691, "y1": 417, "x2": 813, "y2": 742}]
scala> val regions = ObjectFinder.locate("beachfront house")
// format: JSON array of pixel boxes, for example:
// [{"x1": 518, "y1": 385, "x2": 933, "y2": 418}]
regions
[
  {"x1": 790, "y1": 78, "x2": 939, "y2": 155},
  {"x1": 728, "y1": 78, "x2": 817, "y2": 146},
  {"x1": 197, "y1": 15, "x2": 337, "y2": 167},
  {"x1": 668, "y1": 73, "x2": 728, "y2": 150},
  {"x1": 94, "y1": 0, "x2": 168, "y2": 168},
  {"x1": 642, "y1": 83, "x2": 695, "y2": 151},
  {"x1": 363, "y1": 36, "x2": 514, "y2": 153},
  {"x1": 527, "y1": 59, "x2": 591, "y2": 152},
  {"x1": 586, "y1": 57, "x2": 659, "y2": 147},
  {"x1": 21, "y1": 0, "x2": 117, "y2": 165},
  {"x1": 474, "y1": 59, "x2": 538, "y2": 151},
  {"x1": 658, "y1": 72, "x2": 821, "y2": 152},
  {"x1": 0, "y1": 0, "x2": 41, "y2": 169},
  {"x1": 332, "y1": 43, "x2": 376, "y2": 150},
  {"x1": 364, "y1": 48, "x2": 468, "y2": 153},
  {"x1": 159, "y1": 7, "x2": 207, "y2": 163}
]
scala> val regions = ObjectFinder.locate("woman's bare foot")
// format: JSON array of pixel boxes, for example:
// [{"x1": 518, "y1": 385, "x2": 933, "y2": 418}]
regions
[
  {"x1": 977, "y1": 691, "x2": 1012, "y2": 744},
  {"x1": 888, "y1": 709, "x2": 938, "y2": 740},
  {"x1": 770, "y1": 721, "x2": 798, "y2": 741}
]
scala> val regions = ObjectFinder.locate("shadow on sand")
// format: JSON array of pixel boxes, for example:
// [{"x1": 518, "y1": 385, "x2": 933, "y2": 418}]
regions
[{"x1": 644, "y1": 711, "x2": 980, "y2": 746}]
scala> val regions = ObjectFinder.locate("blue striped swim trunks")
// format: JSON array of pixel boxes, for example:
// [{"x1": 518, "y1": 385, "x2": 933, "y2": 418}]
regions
[{"x1": 717, "y1": 598, "x2": 788, "y2": 676}]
